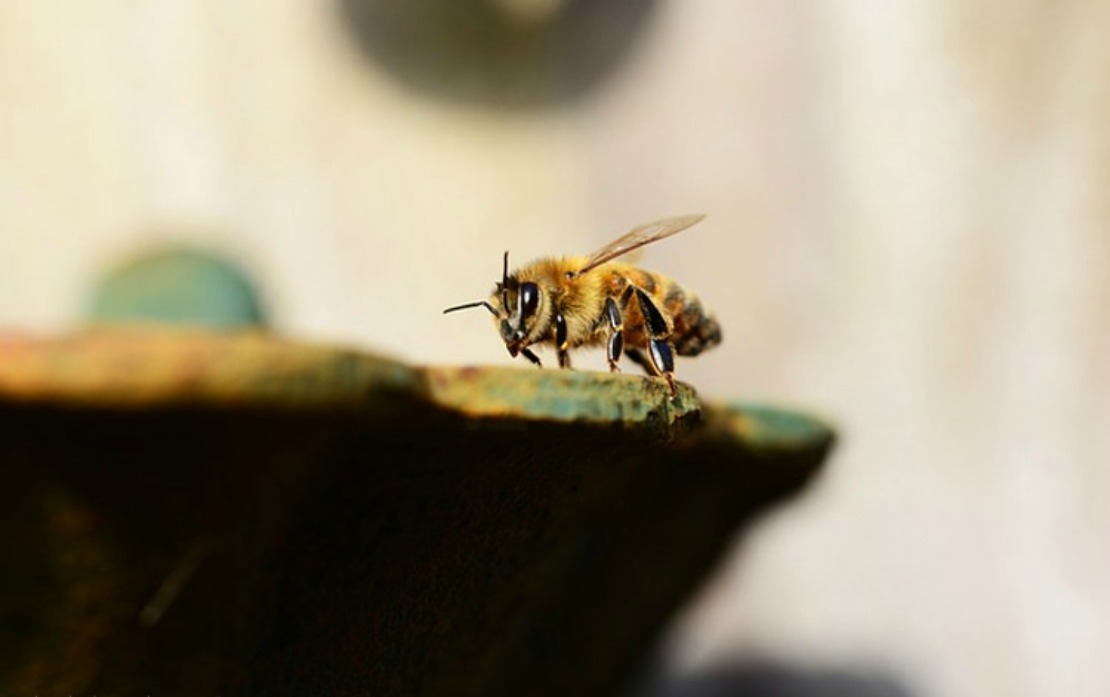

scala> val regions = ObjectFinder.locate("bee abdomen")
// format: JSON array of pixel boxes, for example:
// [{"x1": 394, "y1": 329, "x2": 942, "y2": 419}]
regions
[
  {"x1": 663, "y1": 282, "x2": 722, "y2": 357},
  {"x1": 675, "y1": 312, "x2": 721, "y2": 356}
]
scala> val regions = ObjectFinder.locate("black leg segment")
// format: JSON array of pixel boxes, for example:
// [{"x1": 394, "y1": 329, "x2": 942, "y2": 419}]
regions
[
  {"x1": 604, "y1": 297, "x2": 623, "y2": 372},
  {"x1": 555, "y1": 313, "x2": 571, "y2": 368},
  {"x1": 607, "y1": 333, "x2": 623, "y2": 372},
  {"x1": 520, "y1": 347, "x2": 542, "y2": 367},
  {"x1": 631, "y1": 286, "x2": 677, "y2": 395},
  {"x1": 649, "y1": 338, "x2": 675, "y2": 375},
  {"x1": 606, "y1": 295, "x2": 622, "y2": 329},
  {"x1": 634, "y1": 288, "x2": 670, "y2": 339}
]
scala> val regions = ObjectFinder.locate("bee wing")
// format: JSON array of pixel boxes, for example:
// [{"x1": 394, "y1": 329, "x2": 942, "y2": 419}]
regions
[{"x1": 573, "y1": 214, "x2": 706, "y2": 277}]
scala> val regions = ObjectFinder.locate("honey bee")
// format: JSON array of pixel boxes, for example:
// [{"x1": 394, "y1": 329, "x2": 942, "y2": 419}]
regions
[{"x1": 443, "y1": 215, "x2": 722, "y2": 394}]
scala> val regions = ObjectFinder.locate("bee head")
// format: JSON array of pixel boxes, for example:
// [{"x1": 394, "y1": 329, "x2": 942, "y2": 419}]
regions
[
  {"x1": 494, "y1": 277, "x2": 544, "y2": 357},
  {"x1": 443, "y1": 251, "x2": 548, "y2": 359}
]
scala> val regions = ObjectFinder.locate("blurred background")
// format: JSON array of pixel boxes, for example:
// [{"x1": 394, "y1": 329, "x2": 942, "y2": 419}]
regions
[{"x1": 2, "y1": 1, "x2": 1109, "y2": 695}]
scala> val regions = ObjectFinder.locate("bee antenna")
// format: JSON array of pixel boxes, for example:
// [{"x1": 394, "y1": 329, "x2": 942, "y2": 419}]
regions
[
  {"x1": 501, "y1": 250, "x2": 510, "y2": 311},
  {"x1": 443, "y1": 301, "x2": 499, "y2": 317}
]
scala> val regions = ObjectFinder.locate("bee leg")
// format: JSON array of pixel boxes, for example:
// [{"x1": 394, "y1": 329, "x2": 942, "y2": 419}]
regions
[
  {"x1": 624, "y1": 348, "x2": 652, "y2": 374},
  {"x1": 604, "y1": 297, "x2": 623, "y2": 372},
  {"x1": 649, "y1": 338, "x2": 677, "y2": 396},
  {"x1": 632, "y1": 287, "x2": 678, "y2": 396},
  {"x1": 520, "y1": 346, "x2": 542, "y2": 368},
  {"x1": 555, "y1": 312, "x2": 572, "y2": 369},
  {"x1": 619, "y1": 288, "x2": 656, "y2": 374}
]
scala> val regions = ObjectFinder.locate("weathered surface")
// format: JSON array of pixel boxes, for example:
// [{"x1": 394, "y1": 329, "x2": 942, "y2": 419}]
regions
[
  {"x1": 0, "y1": 330, "x2": 419, "y2": 410},
  {"x1": 423, "y1": 365, "x2": 700, "y2": 429},
  {"x1": 0, "y1": 329, "x2": 832, "y2": 697}
]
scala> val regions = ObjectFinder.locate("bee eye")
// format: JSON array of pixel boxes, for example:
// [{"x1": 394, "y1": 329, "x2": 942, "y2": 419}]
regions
[{"x1": 519, "y1": 282, "x2": 540, "y2": 319}]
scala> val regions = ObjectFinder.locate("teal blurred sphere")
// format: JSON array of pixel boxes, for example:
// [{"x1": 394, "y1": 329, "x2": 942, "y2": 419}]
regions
[{"x1": 89, "y1": 248, "x2": 267, "y2": 328}]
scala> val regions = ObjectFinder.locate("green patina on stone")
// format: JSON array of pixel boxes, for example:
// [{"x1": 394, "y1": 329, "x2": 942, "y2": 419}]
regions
[
  {"x1": 421, "y1": 366, "x2": 700, "y2": 431},
  {"x1": 722, "y1": 401, "x2": 835, "y2": 451}
]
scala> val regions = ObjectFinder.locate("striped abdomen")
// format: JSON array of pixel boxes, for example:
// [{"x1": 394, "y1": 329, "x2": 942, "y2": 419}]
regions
[
  {"x1": 605, "y1": 267, "x2": 722, "y2": 357},
  {"x1": 659, "y1": 277, "x2": 721, "y2": 356}
]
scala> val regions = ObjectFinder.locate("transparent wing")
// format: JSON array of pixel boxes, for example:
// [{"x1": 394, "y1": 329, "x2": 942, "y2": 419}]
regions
[{"x1": 572, "y1": 214, "x2": 706, "y2": 277}]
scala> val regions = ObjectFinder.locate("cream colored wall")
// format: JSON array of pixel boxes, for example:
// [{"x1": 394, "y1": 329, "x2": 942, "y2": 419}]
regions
[
  {"x1": 3, "y1": 2, "x2": 1109, "y2": 696},
  {"x1": 0, "y1": 0, "x2": 590, "y2": 360}
]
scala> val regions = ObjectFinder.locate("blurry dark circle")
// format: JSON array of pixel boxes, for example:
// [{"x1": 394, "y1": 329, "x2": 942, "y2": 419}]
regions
[{"x1": 338, "y1": 0, "x2": 659, "y2": 109}]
